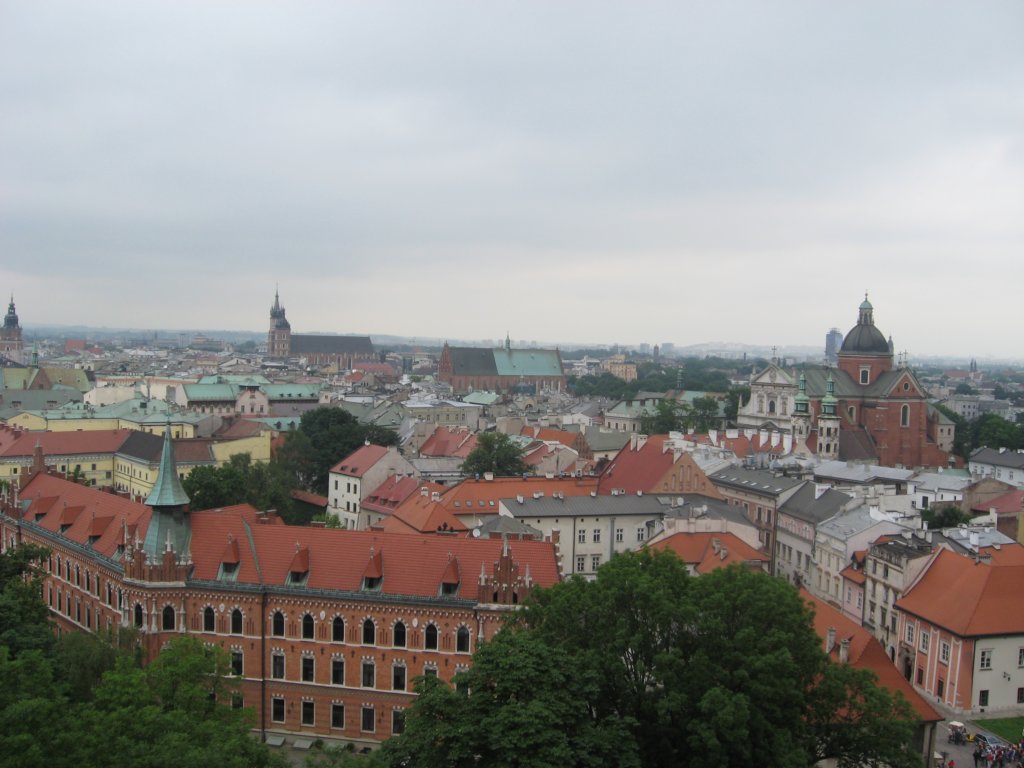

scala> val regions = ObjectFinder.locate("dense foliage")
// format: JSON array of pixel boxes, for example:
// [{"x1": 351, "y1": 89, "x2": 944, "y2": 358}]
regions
[
  {"x1": 383, "y1": 550, "x2": 919, "y2": 768},
  {"x1": 0, "y1": 544, "x2": 284, "y2": 768},
  {"x1": 931, "y1": 406, "x2": 1024, "y2": 461},
  {"x1": 460, "y1": 432, "x2": 529, "y2": 477},
  {"x1": 568, "y1": 357, "x2": 742, "y2": 399}
]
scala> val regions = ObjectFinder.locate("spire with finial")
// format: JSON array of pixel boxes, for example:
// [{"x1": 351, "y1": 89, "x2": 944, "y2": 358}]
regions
[
  {"x1": 145, "y1": 419, "x2": 190, "y2": 508},
  {"x1": 504, "y1": 332, "x2": 511, "y2": 351}
]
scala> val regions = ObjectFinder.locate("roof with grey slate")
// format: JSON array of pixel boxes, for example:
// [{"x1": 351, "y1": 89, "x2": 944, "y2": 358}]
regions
[
  {"x1": 779, "y1": 484, "x2": 853, "y2": 525},
  {"x1": 289, "y1": 334, "x2": 374, "y2": 355},
  {"x1": 970, "y1": 447, "x2": 1024, "y2": 471},
  {"x1": 708, "y1": 467, "x2": 805, "y2": 497}
]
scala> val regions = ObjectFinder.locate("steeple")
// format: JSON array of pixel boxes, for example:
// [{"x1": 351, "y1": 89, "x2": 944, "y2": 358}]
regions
[
  {"x1": 821, "y1": 372, "x2": 838, "y2": 417},
  {"x1": 3, "y1": 295, "x2": 18, "y2": 329},
  {"x1": 858, "y1": 292, "x2": 873, "y2": 326},
  {"x1": 504, "y1": 332, "x2": 511, "y2": 351},
  {"x1": 145, "y1": 423, "x2": 190, "y2": 508},
  {"x1": 142, "y1": 421, "x2": 191, "y2": 562}
]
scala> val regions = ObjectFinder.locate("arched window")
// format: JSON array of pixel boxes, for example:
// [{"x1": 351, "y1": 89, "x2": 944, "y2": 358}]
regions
[
  {"x1": 162, "y1": 605, "x2": 176, "y2": 631},
  {"x1": 393, "y1": 621, "x2": 406, "y2": 648},
  {"x1": 456, "y1": 626, "x2": 470, "y2": 653},
  {"x1": 134, "y1": 604, "x2": 144, "y2": 628},
  {"x1": 424, "y1": 623, "x2": 438, "y2": 650},
  {"x1": 231, "y1": 608, "x2": 243, "y2": 635},
  {"x1": 203, "y1": 606, "x2": 216, "y2": 632},
  {"x1": 272, "y1": 611, "x2": 285, "y2": 637},
  {"x1": 302, "y1": 613, "x2": 315, "y2": 640},
  {"x1": 900, "y1": 404, "x2": 910, "y2": 427},
  {"x1": 768, "y1": 399, "x2": 776, "y2": 415},
  {"x1": 362, "y1": 618, "x2": 375, "y2": 645},
  {"x1": 332, "y1": 616, "x2": 345, "y2": 642}
]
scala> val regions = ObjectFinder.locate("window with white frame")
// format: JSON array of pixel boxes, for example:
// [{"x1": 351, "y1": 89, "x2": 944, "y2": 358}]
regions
[
  {"x1": 615, "y1": 528, "x2": 623, "y2": 543},
  {"x1": 577, "y1": 529, "x2": 586, "y2": 544},
  {"x1": 919, "y1": 630, "x2": 929, "y2": 653},
  {"x1": 576, "y1": 556, "x2": 585, "y2": 573},
  {"x1": 592, "y1": 529, "x2": 600, "y2": 543},
  {"x1": 940, "y1": 641, "x2": 950, "y2": 665},
  {"x1": 980, "y1": 649, "x2": 993, "y2": 670},
  {"x1": 1018, "y1": 647, "x2": 1024, "y2": 668},
  {"x1": 905, "y1": 624, "x2": 914, "y2": 645}
]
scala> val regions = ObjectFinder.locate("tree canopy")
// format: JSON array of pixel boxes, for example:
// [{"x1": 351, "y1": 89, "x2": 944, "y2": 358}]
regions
[
  {"x1": 385, "y1": 550, "x2": 919, "y2": 768},
  {"x1": 460, "y1": 432, "x2": 529, "y2": 477}
]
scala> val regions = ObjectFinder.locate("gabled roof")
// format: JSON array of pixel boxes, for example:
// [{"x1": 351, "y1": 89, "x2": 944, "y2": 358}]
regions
[
  {"x1": 896, "y1": 548, "x2": 1024, "y2": 637},
  {"x1": 970, "y1": 447, "x2": 1024, "y2": 471},
  {"x1": 418, "y1": 426, "x2": 477, "y2": 458},
  {"x1": 971, "y1": 489, "x2": 1024, "y2": 515},
  {"x1": 0, "y1": 428, "x2": 136, "y2": 459},
  {"x1": 288, "y1": 334, "x2": 374, "y2": 356},
  {"x1": 650, "y1": 531, "x2": 768, "y2": 573},
  {"x1": 803, "y1": 590, "x2": 940, "y2": 722},
  {"x1": 384, "y1": 486, "x2": 469, "y2": 534},
  {"x1": 708, "y1": 466, "x2": 805, "y2": 498},
  {"x1": 362, "y1": 475, "x2": 420, "y2": 516},
  {"x1": 440, "y1": 476, "x2": 600, "y2": 513},
  {"x1": 779, "y1": 485, "x2": 852, "y2": 525},
  {"x1": 330, "y1": 444, "x2": 389, "y2": 477},
  {"x1": 599, "y1": 435, "x2": 677, "y2": 494}
]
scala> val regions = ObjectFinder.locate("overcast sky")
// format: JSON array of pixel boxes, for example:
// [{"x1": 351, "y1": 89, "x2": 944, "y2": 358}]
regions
[{"x1": 1, "y1": 2, "x2": 1021, "y2": 358}]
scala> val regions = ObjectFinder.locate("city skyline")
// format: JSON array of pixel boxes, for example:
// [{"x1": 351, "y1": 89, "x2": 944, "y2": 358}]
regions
[{"x1": 2, "y1": 2, "x2": 1022, "y2": 358}]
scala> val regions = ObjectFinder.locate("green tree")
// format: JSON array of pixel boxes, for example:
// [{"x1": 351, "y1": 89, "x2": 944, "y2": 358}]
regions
[
  {"x1": 52, "y1": 629, "x2": 127, "y2": 704},
  {"x1": 494, "y1": 551, "x2": 915, "y2": 768},
  {"x1": 382, "y1": 629, "x2": 634, "y2": 768},
  {"x1": 281, "y1": 407, "x2": 399, "y2": 494},
  {"x1": 922, "y1": 505, "x2": 971, "y2": 530},
  {"x1": 78, "y1": 638, "x2": 285, "y2": 768},
  {"x1": 0, "y1": 649, "x2": 80, "y2": 768},
  {"x1": 805, "y1": 661, "x2": 918, "y2": 768},
  {"x1": 724, "y1": 385, "x2": 750, "y2": 424},
  {"x1": 0, "y1": 543, "x2": 53, "y2": 658},
  {"x1": 460, "y1": 432, "x2": 529, "y2": 477},
  {"x1": 689, "y1": 395, "x2": 722, "y2": 432},
  {"x1": 639, "y1": 399, "x2": 690, "y2": 434},
  {"x1": 183, "y1": 453, "x2": 299, "y2": 521}
]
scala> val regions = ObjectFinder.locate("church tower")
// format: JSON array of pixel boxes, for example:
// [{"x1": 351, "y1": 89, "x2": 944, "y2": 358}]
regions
[
  {"x1": 267, "y1": 288, "x2": 291, "y2": 358},
  {"x1": 817, "y1": 373, "x2": 841, "y2": 458},
  {"x1": 836, "y1": 294, "x2": 894, "y2": 387},
  {"x1": 0, "y1": 295, "x2": 24, "y2": 363},
  {"x1": 792, "y1": 372, "x2": 812, "y2": 452}
]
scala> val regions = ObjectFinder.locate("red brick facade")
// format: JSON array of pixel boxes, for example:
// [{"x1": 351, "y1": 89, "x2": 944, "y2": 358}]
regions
[{"x1": 2, "y1": 469, "x2": 559, "y2": 748}]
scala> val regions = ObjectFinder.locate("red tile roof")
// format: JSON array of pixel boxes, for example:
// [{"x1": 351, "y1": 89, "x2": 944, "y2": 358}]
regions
[
  {"x1": 18, "y1": 472, "x2": 562, "y2": 600},
  {"x1": 290, "y1": 489, "x2": 328, "y2": 507},
  {"x1": 330, "y1": 444, "x2": 389, "y2": 477},
  {"x1": 0, "y1": 428, "x2": 136, "y2": 459},
  {"x1": 520, "y1": 426, "x2": 577, "y2": 448},
  {"x1": 649, "y1": 532, "x2": 768, "y2": 573},
  {"x1": 382, "y1": 485, "x2": 467, "y2": 534},
  {"x1": 362, "y1": 475, "x2": 421, "y2": 516},
  {"x1": 895, "y1": 548, "x2": 1024, "y2": 636},
  {"x1": 598, "y1": 435, "x2": 676, "y2": 494},
  {"x1": 438, "y1": 476, "x2": 599, "y2": 514},
  {"x1": 418, "y1": 426, "x2": 477, "y2": 458},
  {"x1": 971, "y1": 490, "x2": 1024, "y2": 515},
  {"x1": 803, "y1": 590, "x2": 941, "y2": 722}
]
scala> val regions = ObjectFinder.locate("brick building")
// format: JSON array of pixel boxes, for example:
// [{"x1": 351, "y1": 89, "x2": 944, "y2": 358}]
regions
[
  {"x1": 267, "y1": 290, "x2": 375, "y2": 369},
  {"x1": 0, "y1": 429, "x2": 560, "y2": 749},
  {"x1": 438, "y1": 337, "x2": 565, "y2": 395}
]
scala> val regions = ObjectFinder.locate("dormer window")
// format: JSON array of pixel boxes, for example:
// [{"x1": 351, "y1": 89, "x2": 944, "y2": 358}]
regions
[
  {"x1": 218, "y1": 561, "x2": 239, "y2": 581},
  {"x1": 439, "y1": 555, "x2": 460, "y2": 597},
  {"x1": 288, "y1": 546, "x2": 310, "y2": 586}
]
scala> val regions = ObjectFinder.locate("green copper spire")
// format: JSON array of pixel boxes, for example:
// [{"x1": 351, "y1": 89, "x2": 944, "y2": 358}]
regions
[
  {"x1": 794, "y1": 372, "x2": 809, "y2": 415},
  {"x1": 145, "y1": 423, "x2": 190, "y2": 508},
  {"x1": 821, "y1": 372, "x2": 838, "y2": 417}
]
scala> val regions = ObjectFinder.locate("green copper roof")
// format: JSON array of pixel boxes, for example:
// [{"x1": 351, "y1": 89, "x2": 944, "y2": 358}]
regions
[
  {"x1": 493, "y1": 348, "x2": 563, "y2": 377},
  {"x1": 145, "y1": 426, "x2": 191, "y2": 508}
]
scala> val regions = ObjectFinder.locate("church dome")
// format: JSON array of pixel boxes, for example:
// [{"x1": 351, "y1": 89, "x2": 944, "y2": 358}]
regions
[{"x1": 840, "y1": 296, "x2": 891, "y2": 355}]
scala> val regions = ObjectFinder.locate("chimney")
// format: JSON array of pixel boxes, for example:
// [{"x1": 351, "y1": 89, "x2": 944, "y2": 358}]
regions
[
  {"x1": 483, "y1": 472, "x2": 494, "y2": 481},
  {"x1": 420, "y1": 486, "x2": 429, "y2": 497},
  {"x1": 636, "y1": 434, "x2": 648, "y2": 451},
  {"x1": 839, "y1": 638, "x2": 850, "y2": 664},
  {"x1": 826, "y1": 626, "x2": 836, "y2": 653},
  {"x1": 431, "y1": 491, "x2": 440, "y2": 502}
]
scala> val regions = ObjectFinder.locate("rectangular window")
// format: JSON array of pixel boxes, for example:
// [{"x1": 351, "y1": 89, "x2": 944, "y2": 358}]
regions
[
  {"x1": 592, "y1": 529, "x2": 600, "y2": 543},
  {"x1": 941, "y1": 642, "x2": 951, "y2": 665},
  {"x1": 392, "y1": 710, "x2": 405, "y2": 736},
  {"x1": 331, "y1": 659, "x2": 344, "y2": 685},
  {"x1": 301, "y1": 700, "x2": 315, "y2": 726},
  {"x1": 615, "y1": 528, "x2": 623, "y2": 543},
  {"x1": 272, "y1": 697, "x2": 285, "y2": 723},
  {"x1": 919, "y1": 631, "x2": 929, "y2": 654},
  {"x1": 272, "y1": 654, "x2": 284, "y2": 679},
  {"x1": 302, "y1": 656, "x2": 314, "y2": 682},
  {"x1": 331, "y1": 703, "x2": 345, "y2": 729},
  {"x1": 1018, "y1": 688, "x2": 1024, "y2": 705},
  {"x1": 231, "y1": 650, "x2": 243, "y2": 677},
  {"x1": 979, "y1": 690, "x2": 989, "y2": 707},
  {"x1": 1018, "y1": 647, "x2": 1024, "y2": 667},
  {"x1": 577, "y1": 529, "x2": 586, "y2": 543},
  {"x1": 393, "y1": 665, "x2": 406, "y2": 691},
  {"x1": 980, "y1": 649, "x2": 993, "y2": 670},
  {"x1": 591, "y1": 555, "x2": 601, "y2": 571},
  {"x1": 362, "y1": 661, "x2": 375, "y2": 688},
  {"x1": 361, "y1": 706, "x2": 375, "y2": 733},
  {"x1": 576, "y1": 556, "x2": 585, "y2": 573},
  {"x1": 916, "y1": 667, "x2": 923, "y2": 684},
  {"x1": 636, "y1": 527, "x2": 645, "y2": 542}
]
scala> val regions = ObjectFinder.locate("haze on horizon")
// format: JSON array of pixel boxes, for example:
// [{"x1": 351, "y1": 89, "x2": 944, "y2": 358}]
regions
[{"x1": 1, "y1": 2, "x2": 1021, "y2": 359}]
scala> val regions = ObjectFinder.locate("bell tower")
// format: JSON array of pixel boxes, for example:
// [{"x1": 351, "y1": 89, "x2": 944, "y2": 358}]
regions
[
  {"x1": 0, "y1": 295, "x2": 24, "y2": 363},
  {"x1": 267, "y1": 288, "x2": 292, "y2": 358}
]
